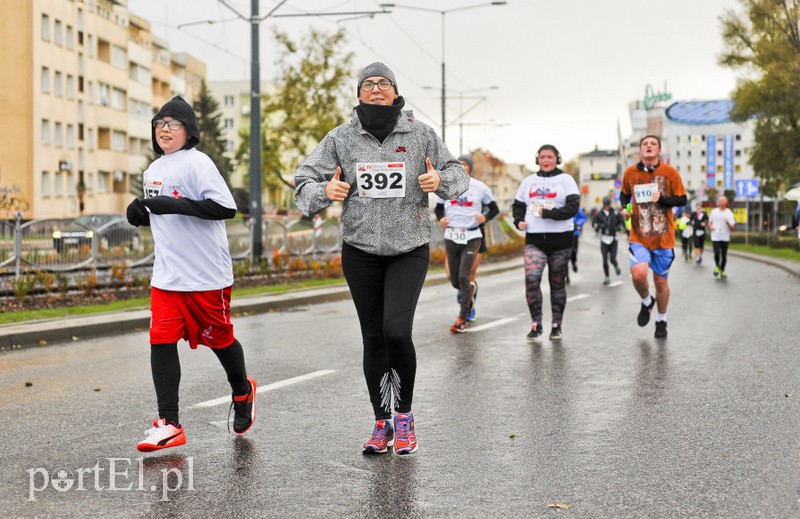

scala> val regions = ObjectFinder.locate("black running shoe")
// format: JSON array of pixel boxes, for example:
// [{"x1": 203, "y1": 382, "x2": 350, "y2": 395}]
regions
[
  {"x1": 526, "y1": 324, "x2": 543, "y2": 341},
  {"x1": 654, "y1": 320, "x2": 668, "y2": 339},
  {"x1": 637, "y1": 299, "x2": 656, "y2": 327},
  {"x1": 229, "y1": 377, "x2": 257, "y2": 434},
  {"x1": 549, "y1": 325, "x2": 562, "y2": 341}
]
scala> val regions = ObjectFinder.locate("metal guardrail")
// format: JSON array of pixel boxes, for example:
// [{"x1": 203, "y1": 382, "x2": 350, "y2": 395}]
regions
[{"x1": 0, "y1": 212, "x2": 515, "y2": 281}]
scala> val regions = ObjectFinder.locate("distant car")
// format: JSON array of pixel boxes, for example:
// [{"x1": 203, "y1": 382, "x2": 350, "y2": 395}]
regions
[{"x1": 52, "y1": 214, "x2": 141, "y2": 252}]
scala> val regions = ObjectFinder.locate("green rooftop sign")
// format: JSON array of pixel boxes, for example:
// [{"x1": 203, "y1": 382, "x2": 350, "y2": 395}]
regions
[{"x1": 644, "y1": 83, "x2": 672, "y2": 110}]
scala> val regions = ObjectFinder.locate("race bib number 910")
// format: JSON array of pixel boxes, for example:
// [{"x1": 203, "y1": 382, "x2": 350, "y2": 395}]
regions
[
  {"x1": 633, "y1": 182, "x2": 658, "y2": 204},
  {"x1": 356, "y1": 162, "x2": 406, "y2": 198}
]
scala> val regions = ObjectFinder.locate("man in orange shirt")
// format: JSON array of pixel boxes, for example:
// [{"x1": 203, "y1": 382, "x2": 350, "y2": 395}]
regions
[{"x1": 620, "y1": 135, "x2": 687, "y2": 339}]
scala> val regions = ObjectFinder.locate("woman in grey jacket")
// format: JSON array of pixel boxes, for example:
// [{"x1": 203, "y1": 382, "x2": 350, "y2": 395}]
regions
[{"x1": 295, "y1": 62, "x2": 468, "y2": 455}]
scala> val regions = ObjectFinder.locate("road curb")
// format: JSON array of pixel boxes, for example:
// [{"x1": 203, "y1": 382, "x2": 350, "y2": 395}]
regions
[
  {"x1": 0, "y1": 258, "x2": 523, "y2": 351},
  {"x1": 728, "y1": 250, "x2": 800, "y2": 278}
]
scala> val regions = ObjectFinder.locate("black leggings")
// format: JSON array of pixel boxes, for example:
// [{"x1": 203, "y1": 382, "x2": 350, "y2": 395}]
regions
[
  {"x1": 445, "y1": 238, "x2": 481, "y2": 319},
  {"x1": 570, "y1": 234, "x2": 580, "y2": 267},
  {"x1": 151, "y1": 339, "x2": 248, "y2": 425},
  {"x1": 342, "y1": 242, "x2": 429, "y2": 420},
  {"x1": 600, "y1": 239, "x2": 619, "y2": 277},
  {"x1": 713, "y1": 240, "x2": 729, "y2": 271}
]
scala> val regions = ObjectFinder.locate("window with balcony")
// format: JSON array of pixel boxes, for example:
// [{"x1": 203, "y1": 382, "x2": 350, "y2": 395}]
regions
[
  {"x1": 98, "y1": 82, "x2": 110, "y2": 106},
  {"x1": 98, "y1": 128, "x2": 110, "y2": 149},
  {"x1": 111, "y1": 88, "x2": 125, "y2": 110},
  {"x1": 98, "y1": 171, "x2": 110, "y2": 193},
  {"x1": 112, "y1": 130, "x2": 126, "y2": 151},
  {"x1": 111, "y1": 45, "x2": 127, "y2": 69}
]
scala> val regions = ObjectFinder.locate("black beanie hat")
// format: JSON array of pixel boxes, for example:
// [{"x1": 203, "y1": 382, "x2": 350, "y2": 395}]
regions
[{"x1": 151, "y1": 96, "x2": 200, "y2": 155}]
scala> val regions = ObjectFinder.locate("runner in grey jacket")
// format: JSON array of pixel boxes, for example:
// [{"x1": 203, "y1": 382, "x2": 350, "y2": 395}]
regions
[
  {"x1": 295, "y1": 62, "x2": 468, "y2": 456},
  {"x1": 295, "y1": 101, "x2": 468, "y2": 256}
]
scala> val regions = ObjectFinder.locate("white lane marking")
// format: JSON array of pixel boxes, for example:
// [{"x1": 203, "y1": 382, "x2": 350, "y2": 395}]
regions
[
  {"x1": 466, "y1": 313, "x2": 527, "y2": 332},
  {"x1": 466, "y1": 292, "x2": 592, "y2": 332},
  {"x1": 608, "y1": 281, "x2": 624, "y2": 287},
  {"x1": 567, "y1": 293, "x2": 590, "y2": 302},
  {"x1": 190, "y1": 369, "x2": 337, "y2": 408}
]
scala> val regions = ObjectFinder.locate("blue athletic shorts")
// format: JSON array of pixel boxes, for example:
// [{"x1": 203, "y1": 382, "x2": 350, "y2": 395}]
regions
[{"x1": 628, "y1": 242, "x2": 675, "y2": 278}]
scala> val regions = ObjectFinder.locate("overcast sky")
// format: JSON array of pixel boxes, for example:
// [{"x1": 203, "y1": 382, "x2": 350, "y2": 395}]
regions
[{"x1": 127, "y1": 0, "x2": 744, "y2": 168}]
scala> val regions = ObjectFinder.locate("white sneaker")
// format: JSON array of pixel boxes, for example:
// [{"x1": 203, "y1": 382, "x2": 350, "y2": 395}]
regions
[{"x1": 136, "y1": 418, "x2": 186, "y2": 452}]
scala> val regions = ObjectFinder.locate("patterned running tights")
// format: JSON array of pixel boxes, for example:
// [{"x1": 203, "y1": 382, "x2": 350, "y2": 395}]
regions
[{"x1": 523, "y1": 244, "x2": 571, "y2": 326}]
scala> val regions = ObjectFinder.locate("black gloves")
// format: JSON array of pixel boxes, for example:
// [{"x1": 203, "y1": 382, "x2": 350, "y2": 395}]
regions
[{"x1": 126, "y1": 198, "x2": 149, "y2": 227}]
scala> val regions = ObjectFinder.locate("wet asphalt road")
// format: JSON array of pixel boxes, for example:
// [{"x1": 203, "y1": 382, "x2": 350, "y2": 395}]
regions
[{"x1": 1, "y1": 236, "x2": 799, "y2": 518}]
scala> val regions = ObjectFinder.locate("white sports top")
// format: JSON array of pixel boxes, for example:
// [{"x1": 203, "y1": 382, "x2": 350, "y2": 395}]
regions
[
  {"x1": 143, "y1": 148, "x2": 236, "y2": 291},
  {"x1": 514, "y1": 172, "x2": 579, "y2": 234}
]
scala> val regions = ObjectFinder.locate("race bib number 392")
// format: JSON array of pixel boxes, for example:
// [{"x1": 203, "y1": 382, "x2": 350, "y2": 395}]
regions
[
  {"x1": 633, "y1": 182, "x2": 658, "y2": 204},
  {"x1": 356, "y1": 162, "x2": 406, "y2": 198}
]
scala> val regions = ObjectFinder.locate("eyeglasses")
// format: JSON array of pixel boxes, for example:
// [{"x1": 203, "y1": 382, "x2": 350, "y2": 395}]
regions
[
  {"x1": 360, "y1": 80, "x2": 393, "y2": 92},
  {"x1": 153, "y1": 119, "x2": 184, "y2": 131}
]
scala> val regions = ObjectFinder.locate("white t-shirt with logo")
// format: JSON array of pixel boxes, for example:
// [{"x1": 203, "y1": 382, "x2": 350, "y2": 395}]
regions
[
  {"x1": 435, "y1": 178, "x2": 494, "y2": 242},
  {"x1": 143, "y1": 148, "x2": 236, "y2": 291},
  {"x1": 514, "y1": 172, "x2": 580, "y2": 234},
  {"x1": 709, "y1": 207, "x2": 736, "y2": 242}
]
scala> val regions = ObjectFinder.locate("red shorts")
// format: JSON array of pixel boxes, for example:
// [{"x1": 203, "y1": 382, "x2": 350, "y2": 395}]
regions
[{"x1": 150, "y1": 287, "x2": 235, "y2": 349}]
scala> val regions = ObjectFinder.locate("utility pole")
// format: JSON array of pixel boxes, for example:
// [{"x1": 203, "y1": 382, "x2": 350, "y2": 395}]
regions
[{"x1": 209, "y1": 0, "x2": 388, "y2": 264}]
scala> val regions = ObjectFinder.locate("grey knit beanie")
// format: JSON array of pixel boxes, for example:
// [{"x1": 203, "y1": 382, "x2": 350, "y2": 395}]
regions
[
  {"x1": 458, "y1": 154, "x2": 474, "y2": 172},
  {"x1": 357, "y1": 62, "x2": 398, "y2": 96}
]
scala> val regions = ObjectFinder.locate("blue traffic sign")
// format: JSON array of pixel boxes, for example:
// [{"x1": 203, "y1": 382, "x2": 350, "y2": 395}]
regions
[{"x1": 735, "y1": 178, "x2": 759, "y2": 198}]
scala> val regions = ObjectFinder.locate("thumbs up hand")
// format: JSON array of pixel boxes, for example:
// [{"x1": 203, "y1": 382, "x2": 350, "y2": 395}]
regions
[
  {"x1": 418, "y1": 157, "x2": 441, "y2": 193},
  {"x1": 325, "y1": 167, "x2": 350, "y2": 202}
]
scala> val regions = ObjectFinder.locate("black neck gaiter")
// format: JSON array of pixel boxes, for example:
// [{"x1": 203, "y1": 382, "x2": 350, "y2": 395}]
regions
[
  {"x1": 355, "y1": 97, "x2": 406, "y2": 143},
  {"x1": 537, "y1": 167, "x2": 563, "y2": 178}
]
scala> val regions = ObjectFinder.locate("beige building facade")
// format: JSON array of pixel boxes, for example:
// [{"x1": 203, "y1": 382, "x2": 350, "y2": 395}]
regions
[{"x1": 0, "y1": 0, "x2": 206, "y2": 220}]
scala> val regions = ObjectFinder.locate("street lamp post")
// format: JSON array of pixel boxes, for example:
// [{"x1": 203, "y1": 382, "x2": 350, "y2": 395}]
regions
[{"x1": 379, "y1": 2, "x2": 506, "y2": 144}]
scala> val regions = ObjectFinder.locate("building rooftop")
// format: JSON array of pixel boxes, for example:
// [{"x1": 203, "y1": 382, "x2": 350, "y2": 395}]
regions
[
  {"x1": 665, "y1": 100, "x2": 734, "y2": 125},
  {"x1": 581, "y1": 148, "x2": 619, "y2": 158}
]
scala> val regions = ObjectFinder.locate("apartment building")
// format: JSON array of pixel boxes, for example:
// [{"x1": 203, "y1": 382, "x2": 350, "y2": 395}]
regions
[
  {"x1": 0, "y1": 0, "x2": 206, "y2": 220},
  {"x1": 578, "y1": 147, "x2": 620, "y2": 212},
  {"x1": 208, "y1": 80, "x2": 273, "y2": 191}
]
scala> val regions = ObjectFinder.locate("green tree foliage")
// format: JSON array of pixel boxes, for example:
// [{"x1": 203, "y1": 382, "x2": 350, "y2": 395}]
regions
[
  {"x1": 720, "y1": 0, "x2": 800, "y2": 196},
  {"x1": 236, "y1": 27, "x2": 354, "y2": 190},
  {"x1": 194, "y1": 80, "x2": 234, "y2": 189}
]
